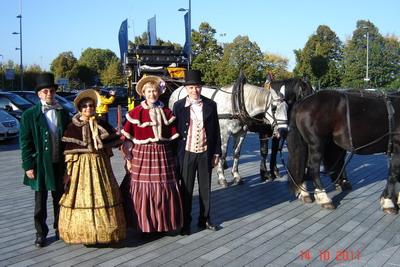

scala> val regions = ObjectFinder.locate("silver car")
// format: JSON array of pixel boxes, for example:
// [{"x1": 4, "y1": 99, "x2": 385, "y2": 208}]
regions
[{"x1": 0, "y1": 109, "x2": 19, "y2": 140}]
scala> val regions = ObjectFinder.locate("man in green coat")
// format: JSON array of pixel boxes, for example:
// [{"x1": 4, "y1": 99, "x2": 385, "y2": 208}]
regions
[{"x1": 19, "y1": 73, "x2": 70, "y2": 248}]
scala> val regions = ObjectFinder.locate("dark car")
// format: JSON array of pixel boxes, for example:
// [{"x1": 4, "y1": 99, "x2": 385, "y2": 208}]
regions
[
  {"x1": 13, "y1": 91, "x2": 77, "y2": 118},
  {"x1": 0, "y1": 92, "x2": 34, "y2": 120}
]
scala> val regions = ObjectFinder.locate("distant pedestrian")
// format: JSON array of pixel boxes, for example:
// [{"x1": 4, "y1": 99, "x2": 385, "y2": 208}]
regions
[
  {"x1": 96, "y1": 88, "x2": 115, "y2": 123},
  {"x1": 58, "y1": 89, "x2": 126, "y2": 245},
  {"x1": 19, "y1": 73, "x2": 70, "y2": 248}
]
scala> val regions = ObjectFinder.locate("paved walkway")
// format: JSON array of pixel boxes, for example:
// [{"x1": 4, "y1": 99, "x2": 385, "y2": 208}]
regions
[{"x1": 1, "y1": 108, "x2": 400, "y2": 266}]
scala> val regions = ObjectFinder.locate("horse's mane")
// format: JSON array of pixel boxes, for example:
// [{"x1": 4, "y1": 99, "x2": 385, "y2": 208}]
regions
[{"x1": 243, "y1": 84, "x2": 270, "y2": 111}]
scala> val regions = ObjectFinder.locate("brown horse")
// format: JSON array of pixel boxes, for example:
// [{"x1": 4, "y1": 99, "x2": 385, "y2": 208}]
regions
[{"x1": 287, "y1": 89, "x2": 400, "y2": 214}]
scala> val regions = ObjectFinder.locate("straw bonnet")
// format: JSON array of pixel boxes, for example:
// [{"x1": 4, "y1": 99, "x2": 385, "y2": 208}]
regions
[
  {"x1": 73, "y1": 89, "x2": 101, "y2": 111},
  {"x1": 136, "y1": 76, "x2": 166, "y2": 96}
]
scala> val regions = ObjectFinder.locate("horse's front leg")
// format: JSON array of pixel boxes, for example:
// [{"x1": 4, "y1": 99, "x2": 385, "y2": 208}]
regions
[
  {"x1": 380, "y1": 145, "x2": 400, "y2": 214},
  {"x1": 270, "y1": 136, "x2": 281, "y2": 179},
  {"x1": 231, "y1": 131, "x2": 246, "y2": 185},
  {"x1": 308, "y1": 145, "x2": 334, "y2": 210},
  {"x1": 216, "y1": 129, "x2": 230, "y2": 187},
  {"x1": 259, "y1": 133, "x2": 272, "y2": 182}
]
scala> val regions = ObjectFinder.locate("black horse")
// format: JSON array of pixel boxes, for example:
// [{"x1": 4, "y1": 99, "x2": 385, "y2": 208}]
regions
[
  {"x1": 287, "y1": 89, "x2": 400, "y2": 214},
  {"x1": 259, "y1": 76, "x2": 314, "y2": 182}
]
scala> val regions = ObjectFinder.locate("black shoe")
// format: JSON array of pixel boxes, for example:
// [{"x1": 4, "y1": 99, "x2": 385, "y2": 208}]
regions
[
  {"x1": 197, "y1": 221, "x2": 220, "y2": 231},
  {"x1": 179, "y1": 226, "x2": 191, "y2": 236},
  {"x1": 34, "y1": 236, "x2": 46, "y2": 248},
  {"x1": 55, "y1": 230, "x2": 60, "y2": 240}
]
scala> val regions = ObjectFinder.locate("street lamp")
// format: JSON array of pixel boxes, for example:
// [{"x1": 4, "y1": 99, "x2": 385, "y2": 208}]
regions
[
  {"x1": 12, "y1": 14, "x2": 23, "y2": 91},
  {"x1": 363, "y1": 26, "x2": 370, "y2": 89},
  {"x1": 0, "y1": 54, "x2": 4, "y2": 90},
  {"x1": 178, "y1": 0, "x2": 191, "y2": 68}
]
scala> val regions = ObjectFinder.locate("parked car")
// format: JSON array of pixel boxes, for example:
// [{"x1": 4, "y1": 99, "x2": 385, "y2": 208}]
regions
[
  {"x1": 63, "y1": 93, "x2": 77, "y2": 101},
  {"x1": 13, "y1": 91, "x2": 77, "y2": 118},
  {"x1": 0, "y1": 92, "x2": 34, "y2": 120},
  {"x1": 0, "y1": 109, "x2": 19, "y2": 140}
]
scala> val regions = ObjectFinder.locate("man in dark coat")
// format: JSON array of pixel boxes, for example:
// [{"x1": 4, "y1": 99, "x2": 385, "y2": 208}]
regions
[
  {"x1": 173, "y1": 70, "x2": 222, "y2": 235},
  {"x1": 19, "y1": 73, "x2": 70, "y2": 247}
]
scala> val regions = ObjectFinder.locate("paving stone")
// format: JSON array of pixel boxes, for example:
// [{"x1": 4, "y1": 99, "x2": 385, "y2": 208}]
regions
[{"x1": 2, "y1": 127, "x2": 400, "y2": 266}]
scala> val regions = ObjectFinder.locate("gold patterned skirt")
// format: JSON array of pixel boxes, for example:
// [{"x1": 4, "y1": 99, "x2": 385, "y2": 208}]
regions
[{"x1": 59, "y1": 152, "x2": 126, "y2": 244}]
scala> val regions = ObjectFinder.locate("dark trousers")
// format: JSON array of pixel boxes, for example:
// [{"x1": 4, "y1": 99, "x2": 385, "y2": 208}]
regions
[
  {"x1": 34, "y1": 190, "x2": 63, "y2": 237},
  {"x1": 34, "y1": 163, "x2": 64, "y2": 238},
  {"x1": 180, "y1": 151, "x2": 211, "y2": 228}
]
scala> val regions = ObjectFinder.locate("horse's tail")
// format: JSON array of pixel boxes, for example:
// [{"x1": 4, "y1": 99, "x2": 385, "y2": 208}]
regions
[{"x1": 287, "y1": 104, "x2": 308, "y2": 195}]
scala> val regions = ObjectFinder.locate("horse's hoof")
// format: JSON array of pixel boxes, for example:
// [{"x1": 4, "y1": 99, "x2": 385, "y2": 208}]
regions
[
  {"x1": 260, "y1": 172, "x2": 273, "y2": 183},
  {"x1": 321, "y1": 203, "x2": 335, "y2": 210},
  {"x1": 272, "y1": 168, "x2": 281, "y2": 179},
  {"x1": 217, "y1": 178, "x2": 228, "y2": 187},
  {"x1": 335, "y1": 181, "x2": 352, "y2": 191},
  {"x1": 382, "y1": 208, "x2": 398, "y2": 215},
  {"x1": 261, "y1": 177, "x2": 273, "y2": 183},
  {"x1": 300, "y1": 196, "x2": 313, "y2": 203},
  {"x1": 233, "y1": 177, "x2": 244, "y2": 185}
]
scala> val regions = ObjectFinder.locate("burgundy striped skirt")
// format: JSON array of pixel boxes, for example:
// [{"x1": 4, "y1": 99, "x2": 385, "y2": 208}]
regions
[{"x1": 125, "y1": 142, "x2": 183, "y2": 232}]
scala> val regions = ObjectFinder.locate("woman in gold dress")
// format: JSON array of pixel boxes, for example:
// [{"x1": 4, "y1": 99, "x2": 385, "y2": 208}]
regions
[{"x1": 58, "y1": 89, "x2": 126, "y2": 244}]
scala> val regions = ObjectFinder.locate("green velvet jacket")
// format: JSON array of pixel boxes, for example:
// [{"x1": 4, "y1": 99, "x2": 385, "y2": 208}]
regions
[{"x1": 19, "y1": 102, "x2": 70, "y2": 191}]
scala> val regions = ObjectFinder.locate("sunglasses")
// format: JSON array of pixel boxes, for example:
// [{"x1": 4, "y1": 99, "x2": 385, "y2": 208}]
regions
[{"x1": 81, "y1": 104, "x2": 95, "y2": 108}]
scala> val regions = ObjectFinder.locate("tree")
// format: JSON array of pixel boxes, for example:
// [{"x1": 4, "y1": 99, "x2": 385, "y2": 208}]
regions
[
  {"x1": 100, "y1": 59, "x2": 126, "y2": 86},
  {"x1": 24, "y1": 64, "x2": 43, "y2": 91},
  {"x1": 216, "y1": 35, "x2": 265, "y2": 86},
  {"x1": 341, "y1": 20, "x2": 400, "y2": 89},
  {"x1": 50, "y1": 51, "x2": 78, "y2": 82},
  {"x1": 263, "y1": 52, "x2": 291, "y2": 80},
  {"x1": 294, "y1": 25, "x2": 343, "y2": 88},
  {"x1": 310, "y1": 55, "x2": 329, "y2": 90},
  {"x1": 191, "y1": 22, "x2": 223, "y2": 85}
]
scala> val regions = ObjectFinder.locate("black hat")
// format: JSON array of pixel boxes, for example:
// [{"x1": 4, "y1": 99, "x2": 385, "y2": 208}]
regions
[
  {"x1": 184, "y1": 70, "x2": 204, "y2": 85},
  {"x1": 35, "y1": 73, "x2": 58, "y2": 92}
]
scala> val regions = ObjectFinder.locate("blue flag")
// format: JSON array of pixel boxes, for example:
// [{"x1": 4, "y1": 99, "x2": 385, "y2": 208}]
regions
[
  {"x1": 118, "y1": 19, "x2": 128, "y2": 63},
  {"x1": 183, "y1": 12, "x2": 190, "y2": 56},
  {"x1": 147, "y1": 16, "x2": 157, "y2": 45}
]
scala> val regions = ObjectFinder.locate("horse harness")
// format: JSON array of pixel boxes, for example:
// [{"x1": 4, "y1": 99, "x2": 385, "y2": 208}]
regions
[{"x1": 343, "y1": 91, "x2": 396, "y2": 159}]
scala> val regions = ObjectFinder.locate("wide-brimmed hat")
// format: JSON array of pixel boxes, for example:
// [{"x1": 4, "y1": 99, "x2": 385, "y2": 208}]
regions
[
  {"x1": 35, "y1": 73, "x2": 58, "y2": 92},
  {"x1": 73, "y1": 89, "x2": 101, "y2": 111},
  {"x1": 183, "y1": 70, "x2": 204, "y2": 85},
  {"x1": 136, "y1": 76, "x2": 166, "y2": 96}
]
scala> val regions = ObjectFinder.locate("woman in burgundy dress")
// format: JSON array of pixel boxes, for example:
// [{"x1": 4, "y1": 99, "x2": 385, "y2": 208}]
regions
[{"x1": 121, "y1": 76, "x2": 183, "y2": 233}]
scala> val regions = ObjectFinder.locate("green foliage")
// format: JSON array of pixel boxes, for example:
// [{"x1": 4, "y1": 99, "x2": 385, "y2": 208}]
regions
[
  {"x1": 263, "y1": 52, "x2": 291, "y2": 80},
  {"x1": 50, "y1": 51, "x2": 78, "y2": 81},
  {"x1": 191, "y1": 22, "x2": 223, "y2": 85},
  {"x1": 294, "y1": 25, "x2": 343, "y2": 88},
  {"x1": 310, "y1": 55, "x2": 329, "y2": 78},
  {"x1": 100, "y1": 60, "x2": 126, "y2": 86},
  {"x1": 78, "y1": 48, "x2": 118, "y2": 77},
  {"x1": 342, "y1": 20, "x2": 400, "y2": 89},
  {"x1": 215, "y1": 35, "x2": 265, "y2": 86}
]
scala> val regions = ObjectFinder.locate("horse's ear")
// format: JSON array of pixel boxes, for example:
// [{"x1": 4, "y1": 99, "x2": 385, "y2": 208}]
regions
[
  {"x1": 304, "y1": 75, "x2": 311, "y2": 82},
  {"x1": 237, "y1": 70, "x2": 247, "y2": 85}
]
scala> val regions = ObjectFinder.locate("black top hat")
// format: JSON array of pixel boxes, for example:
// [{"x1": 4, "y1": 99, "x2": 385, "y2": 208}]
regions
[
  {"x1": 183, "y1": 70, "x2": 204, "y2": 85},
  {"x1": 35, "y1": 73, "x2": 58, "y2": 92}
]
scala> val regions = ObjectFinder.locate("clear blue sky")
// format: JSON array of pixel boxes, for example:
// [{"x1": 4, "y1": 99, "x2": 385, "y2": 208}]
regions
[{"x1": 0, "y1": 0, "x2": 399, "y2": 73}]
